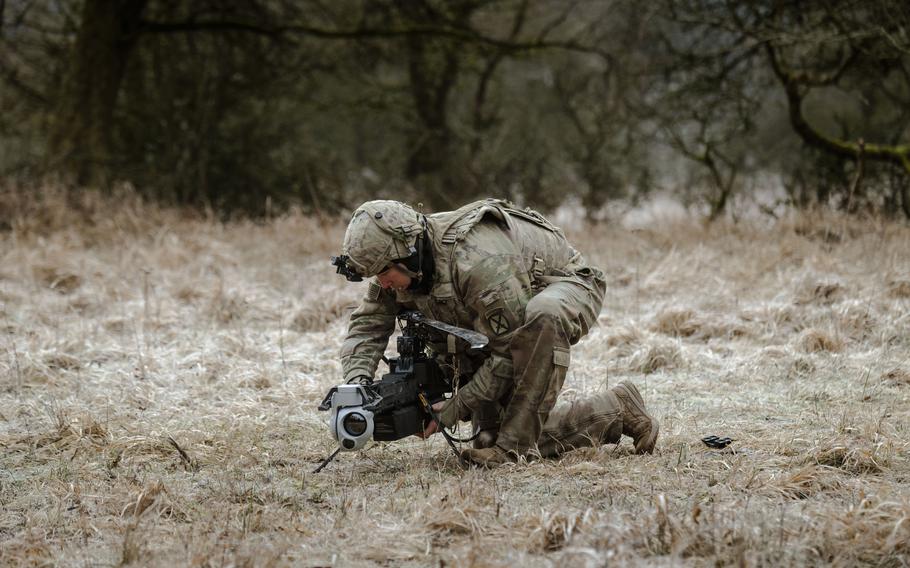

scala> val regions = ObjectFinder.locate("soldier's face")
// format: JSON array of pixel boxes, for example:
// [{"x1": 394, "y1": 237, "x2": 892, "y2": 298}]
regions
[{"x1": 376, "y1": 265, "x2": 412, "y2": 291}]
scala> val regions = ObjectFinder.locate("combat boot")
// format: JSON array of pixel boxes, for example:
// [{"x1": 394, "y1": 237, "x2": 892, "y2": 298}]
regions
[
  {"x1": 612, "y1": 381, "x2": 659, "y2": 454},
  {"x1": 460, "y1": 445, "x2": 517, "y2": 468}
]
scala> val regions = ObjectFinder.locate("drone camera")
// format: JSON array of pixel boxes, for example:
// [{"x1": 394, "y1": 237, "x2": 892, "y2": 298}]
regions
[{"x1": 327, "y1": 385, "x2": 375, "y2": 451}]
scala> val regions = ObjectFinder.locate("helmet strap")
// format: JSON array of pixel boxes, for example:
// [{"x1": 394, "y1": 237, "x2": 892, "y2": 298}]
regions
[
  {"x1": 414, "y1": 215, "x2": 427, "y2": 282},
  {"x1": 401, "y1": 216, "x2": 434, "y2": 292}
]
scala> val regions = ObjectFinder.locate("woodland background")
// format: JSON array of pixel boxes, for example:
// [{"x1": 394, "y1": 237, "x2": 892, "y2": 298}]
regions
[
  {"x1": 2, "y1": 0, "x2": 910, "y2": 218},
  {"x1": 3, "y1": 2, "x2": 910, "y2": 565}
]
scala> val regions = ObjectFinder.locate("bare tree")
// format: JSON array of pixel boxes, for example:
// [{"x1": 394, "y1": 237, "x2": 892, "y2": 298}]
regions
[{"x1": 657, "y1": 0, "x2": 910, "y2": 216}]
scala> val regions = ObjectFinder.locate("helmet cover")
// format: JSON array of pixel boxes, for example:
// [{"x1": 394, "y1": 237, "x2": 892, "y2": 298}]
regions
[{"x1": 342, "y1": 200, "x2": 424, "y2": 278}]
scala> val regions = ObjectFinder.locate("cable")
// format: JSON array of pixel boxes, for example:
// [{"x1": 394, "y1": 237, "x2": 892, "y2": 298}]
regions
[
  {"x1": 443, "y1": 427, "x2": 480, "y2": 444},
  {"x1": 418, "y1": 392, "x2": 468, "y2": 468}
]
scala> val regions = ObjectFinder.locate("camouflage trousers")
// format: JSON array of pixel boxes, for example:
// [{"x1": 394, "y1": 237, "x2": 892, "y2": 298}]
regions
[{"x1": 477, "y1": 269, "x2": 618, "y2": 456}]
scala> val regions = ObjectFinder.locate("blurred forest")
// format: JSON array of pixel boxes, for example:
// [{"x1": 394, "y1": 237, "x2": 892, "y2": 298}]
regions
[{"x1": 1, "y1": 0, "x2": 909, "y2": 218}]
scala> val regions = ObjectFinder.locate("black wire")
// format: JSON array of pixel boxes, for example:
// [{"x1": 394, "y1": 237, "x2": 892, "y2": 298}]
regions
[
  {"x1": 438, "y1": 429, "x2": 468, "y2": 469},
  {"x1": 443, "y1": 427, "x2": 480, "y2": 444},
  {"x1": 418, "y1": 392, "x2": 468, "y2": 468}
]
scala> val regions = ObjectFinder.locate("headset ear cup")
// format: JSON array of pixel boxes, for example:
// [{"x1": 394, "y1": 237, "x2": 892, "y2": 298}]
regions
[{"x1": 389, "y1": 228, "x2": 430, "y2": 283}]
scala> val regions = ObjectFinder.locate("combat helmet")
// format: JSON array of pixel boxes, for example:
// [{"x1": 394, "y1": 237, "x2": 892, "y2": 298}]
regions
[{"x1": 334, "y1": 200, "x2": 426, "y2": 281}]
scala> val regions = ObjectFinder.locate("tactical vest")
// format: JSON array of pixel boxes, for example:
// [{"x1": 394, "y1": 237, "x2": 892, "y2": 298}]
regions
[{"x1": 395, "y1": 198, "x2": 561, "y2": 332}]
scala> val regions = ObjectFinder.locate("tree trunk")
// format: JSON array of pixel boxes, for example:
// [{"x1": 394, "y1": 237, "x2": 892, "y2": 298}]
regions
[
  {"x1": 47, "y1": 0, "x2": 147, "y2": 187},
  {"x1": 403, "y1": 32, "x2": 461, "y2": 210},
  {"x1": 900, "y1": 178, "x2": 910, "y2": 220}
]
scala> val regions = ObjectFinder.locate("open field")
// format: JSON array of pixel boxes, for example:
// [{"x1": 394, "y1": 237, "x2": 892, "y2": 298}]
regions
[{"x1": 2, "y1": 188, "x2": 910, "y2": 566}]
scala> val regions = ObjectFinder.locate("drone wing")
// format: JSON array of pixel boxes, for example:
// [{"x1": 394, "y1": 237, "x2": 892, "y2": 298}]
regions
[{"x1": 408, "y1": 313, "x2": 489, "y2": 353}]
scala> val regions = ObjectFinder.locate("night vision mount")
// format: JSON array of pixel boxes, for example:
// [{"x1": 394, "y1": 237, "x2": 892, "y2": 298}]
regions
[
  {"x1": 330, "y1": 255, "x2": 363, "y2": 282},
  {"x1": 315, "y1": 311, "x2": 489, "y2": 472}
]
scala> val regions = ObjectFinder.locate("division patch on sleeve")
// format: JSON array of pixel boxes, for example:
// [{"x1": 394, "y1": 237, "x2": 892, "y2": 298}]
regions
[{"x1": 486, "y1": 308, "x2": 511, "y2": 335}]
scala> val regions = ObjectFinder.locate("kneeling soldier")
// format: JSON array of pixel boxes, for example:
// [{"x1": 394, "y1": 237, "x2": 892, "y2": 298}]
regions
[{"x1": 335, "y1": 199, "x2": 658, "y2": 466}]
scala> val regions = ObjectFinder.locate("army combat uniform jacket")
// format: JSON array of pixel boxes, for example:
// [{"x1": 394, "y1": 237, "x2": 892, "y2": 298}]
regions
[{"x1": 339, "y1": 199, "x2": 606, "y2": 451}]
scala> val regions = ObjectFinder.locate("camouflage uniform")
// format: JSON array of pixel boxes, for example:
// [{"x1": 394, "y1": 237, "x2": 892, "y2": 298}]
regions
[{"x1": 340, "y1": 199, "x2": 656, "y2": 459}]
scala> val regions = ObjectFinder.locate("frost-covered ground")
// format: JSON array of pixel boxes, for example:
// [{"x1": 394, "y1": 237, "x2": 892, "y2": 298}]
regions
[{"x1": 1, "y1": 189, "x2": 909, "y2": 566}]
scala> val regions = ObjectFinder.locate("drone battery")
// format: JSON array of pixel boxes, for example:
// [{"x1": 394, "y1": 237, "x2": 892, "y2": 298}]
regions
[{"x1": 373, "y1": 405, "x2": 422, "y2": 441}]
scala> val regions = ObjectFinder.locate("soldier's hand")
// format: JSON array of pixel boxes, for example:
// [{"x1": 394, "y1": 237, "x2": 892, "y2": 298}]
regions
[
  {"x1": 417, "y1": 401, "x2": 447, "y2": 438},
  {"x1": 420, "y1": 420, "x2": 438, "y2": 438}
]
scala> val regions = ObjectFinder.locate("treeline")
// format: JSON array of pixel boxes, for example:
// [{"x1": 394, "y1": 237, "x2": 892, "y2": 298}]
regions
[{"x1": 1, "y1": 0, "x2": 908, "y2": 218}]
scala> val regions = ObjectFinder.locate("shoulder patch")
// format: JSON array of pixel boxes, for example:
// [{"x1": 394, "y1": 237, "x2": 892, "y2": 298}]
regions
[
  {"x1": 486, "y1": 308, "x2": 511, "y2": 336},
  {"x1": 367, "y1": 281, "x2": 382, "y2": 301}
]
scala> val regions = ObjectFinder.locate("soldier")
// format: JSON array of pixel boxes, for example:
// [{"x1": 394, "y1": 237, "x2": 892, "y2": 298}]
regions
[{"x1": 333, "y1": 199, "x2": 658, "y2": 466}]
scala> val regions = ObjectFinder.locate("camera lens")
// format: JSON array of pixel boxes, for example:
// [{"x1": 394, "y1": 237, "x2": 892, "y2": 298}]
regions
[{"x1": 342, "y1": 412, "x2": 368, "y2": 436}]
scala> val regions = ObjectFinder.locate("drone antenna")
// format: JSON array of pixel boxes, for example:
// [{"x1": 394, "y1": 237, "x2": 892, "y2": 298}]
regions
[{"x1": 313, "y1": 447, "x2": 341, "y2": 474}]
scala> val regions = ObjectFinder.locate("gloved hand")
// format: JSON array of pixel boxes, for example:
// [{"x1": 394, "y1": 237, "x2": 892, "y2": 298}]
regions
[
  {"x1": 348, "y1": 375, "x2": 373, "y2": 385},
  {"x1": 416, "y1": 401, "x2": 446, "y2": 438}
]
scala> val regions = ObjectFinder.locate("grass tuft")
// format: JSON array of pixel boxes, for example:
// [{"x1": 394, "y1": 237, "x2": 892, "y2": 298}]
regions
[
  {"x1": 809, "y1": 439, "x2": 887, "y2": 474},
  {"x1": 797, "y1": 328, "x2": 845, "y2": 353},
  {"x1": 882, "y1": 368, "x2": 910, "y2": 386},
  {"x1": 629, "y1": 337, "x2": 683, "y2": 373},
  {"x1": 651, "y1": 308, "x2": 700, "y2": 337},
  {"x1": 888, "y1": 279, "x2": 910, "y2": 299}
]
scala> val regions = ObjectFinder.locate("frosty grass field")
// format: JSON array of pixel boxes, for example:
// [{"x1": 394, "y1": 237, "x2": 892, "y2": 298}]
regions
[{"x1": 1, "y1": 188, "x2": 909, "y2": 566}]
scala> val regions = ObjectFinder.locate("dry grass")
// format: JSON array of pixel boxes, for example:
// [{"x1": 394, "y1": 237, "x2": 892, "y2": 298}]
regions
[
  {"x1": 2, "y1": 186, "x2": 910, "y2": 566},
  {"x1": 797, "y1": 328, "x2": 845, "y2": 353}
]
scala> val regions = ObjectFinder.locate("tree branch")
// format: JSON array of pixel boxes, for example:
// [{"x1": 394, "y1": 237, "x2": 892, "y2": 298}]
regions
[
  {"x1": 1, "y1": 66, "x2": 47, "y2": 104},
  {"x1": 765, "y1": 44, "x2": 910, "y2": 173},
  {"x1": 137, "y1": 19, "x2": 612, "y2": 60}
]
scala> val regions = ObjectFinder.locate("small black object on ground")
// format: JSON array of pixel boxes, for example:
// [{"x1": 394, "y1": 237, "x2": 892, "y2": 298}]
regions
[{"x1": 701, "y1": 435, "x2": 734, "y2": 449}]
